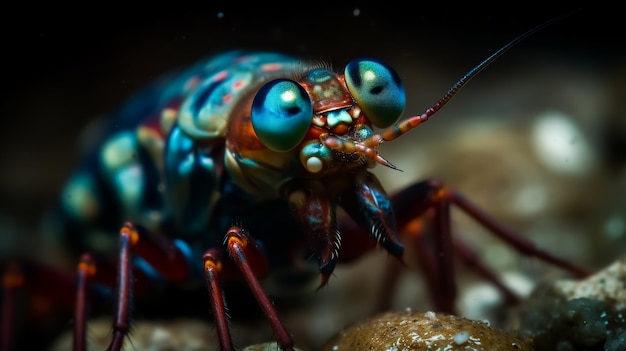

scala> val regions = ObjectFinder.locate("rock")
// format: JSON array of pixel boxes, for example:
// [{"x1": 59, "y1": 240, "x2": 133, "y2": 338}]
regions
[
  {"x1": 242, "y1": 342, "x2": 303, "y2": 351},
  {"x1": 49, "y1": 318, "x2": 219, "y2": 351},
  {"x1": 513, "y1": 255, "x2": 626, "y2": 351},
  {"x1": 49, "y1": 317, "x2": 309, "y2": 351},
  {"x1": 321, "y1": 309, "x2": 533, "y2": 351}
]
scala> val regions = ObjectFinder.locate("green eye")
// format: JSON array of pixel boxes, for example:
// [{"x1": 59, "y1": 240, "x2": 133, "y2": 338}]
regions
[
  {"x1": 251, "y1": 79, "x2": 313, "y2": 152},
  {"x1": 344, "y1": 58, "x2": 406, "y2": 128}
]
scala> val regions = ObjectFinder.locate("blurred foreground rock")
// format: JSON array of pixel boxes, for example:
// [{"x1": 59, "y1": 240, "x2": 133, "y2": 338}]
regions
[
  {"x1": 321, "y1": 309, "x2": 533, "y2": 351},
  {"x1": 512, "y1": 255, "x2": 626, "y2": 351}
]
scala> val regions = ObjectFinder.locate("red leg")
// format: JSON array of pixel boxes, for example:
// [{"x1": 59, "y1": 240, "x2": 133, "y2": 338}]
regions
[
  {"x1": 448, "y1": 189, "x2": 590, "y2": 277},
  {"x1": 107, "y1": 226, "x2": 132, "y2": 351},
  {"x1": 400, "y1": 180, "x2": 590, "y2": 311},
  {"x1": 1, "y1": 262, "x2": 21, "y2": 351},
  {"x1": 71, "y1": 250, "x2": 152, "y2": 351},
  {"x1": 73, "y1": 254, "x2": 95, "y2": 351},
  {"x1": 104, "y1": 222, "x2": 194, "y2": 351},
  {"x1": 102, "y1": 222, "x2": 293, "y2": 351},
  {"x1": 398, "y1": 213, "x2": 520, "y2": 312},
  {"x1": 431, "y1": 191, "x2": 456, "y2": 312},
  {"x1": 1, "y1": 260, "x2": 76, "y2": 351},
  {"x1": 4, "y1": 222, "x2": 290, "y2": 351},
  {"x1": 2, "y1": 222, "x2": 193, "y2": 351},
  {"x1": 202, "y1": 226, "x2": 294, "y2": 351},
  {"x1": 51, "y1": 221, "x2": 293, "y2": 351},
  {"x1": 342, "y1": 179, "x2": 590, "y2": 314},
  {"x1": 225, "y1": 226, "x2": 294, "y2": 351},
  {"x1": 203, "y1": 249, "x2": 234, "y2": 351},
  {"x1": 451, "y1": 238, "x2": 521, "y2": 305}
]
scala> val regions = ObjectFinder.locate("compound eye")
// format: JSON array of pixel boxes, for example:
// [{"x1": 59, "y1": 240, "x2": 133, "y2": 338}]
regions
[
  {"x1": 251, "y1": 79, "x2": 313, "y2": 152},
  {"x1": 344, "y1": 58, "x2": 406, "y2": 128}
]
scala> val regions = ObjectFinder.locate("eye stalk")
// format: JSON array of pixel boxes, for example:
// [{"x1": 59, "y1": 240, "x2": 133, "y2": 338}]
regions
[
  {"x1": 344, "y1": 58, "x2": 406, "y2": 128},
  {"x1": 251, "y1": 79, "x2": 313, "y2": 152}
]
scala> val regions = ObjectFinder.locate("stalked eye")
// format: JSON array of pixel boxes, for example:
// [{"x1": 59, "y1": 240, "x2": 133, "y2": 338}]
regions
[
  {"x1": 344, "y1": 58, "x2": 406, "y2": 128},
  {"x1": 251, "y1": 79, "x2": 313, "y2": 152}
]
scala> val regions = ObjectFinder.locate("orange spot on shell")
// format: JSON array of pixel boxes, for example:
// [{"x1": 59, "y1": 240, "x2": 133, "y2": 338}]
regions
[{"x1": 261, "y1": 63, "x2": 283, "y2": 71}]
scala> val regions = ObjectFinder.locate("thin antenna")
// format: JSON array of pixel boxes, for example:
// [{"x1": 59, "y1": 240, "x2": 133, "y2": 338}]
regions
[{"x1": 368, "y1": 10, "x2": 582, "y2": 148}]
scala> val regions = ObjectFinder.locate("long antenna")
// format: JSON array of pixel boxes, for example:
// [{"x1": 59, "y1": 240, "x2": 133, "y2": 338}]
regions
[{"x1": 368, "y1": 10, "x2": 581, "y2": 148}]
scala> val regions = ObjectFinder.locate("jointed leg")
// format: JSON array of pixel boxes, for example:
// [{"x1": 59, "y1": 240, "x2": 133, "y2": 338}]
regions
[
  {"x1": 203, "y1": 226, "x2": 294, "y2": 351},
  {"x1": 385, "y1": 179, "x2": 589, "y2": 313}
]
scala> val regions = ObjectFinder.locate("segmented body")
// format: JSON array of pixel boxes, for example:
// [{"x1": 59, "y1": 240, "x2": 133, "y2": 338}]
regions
[{"x1": 56, "y1": 49, "x2": 405, "y2": 280}]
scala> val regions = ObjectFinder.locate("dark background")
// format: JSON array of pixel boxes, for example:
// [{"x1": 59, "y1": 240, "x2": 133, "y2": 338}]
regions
[{"x1": 1, "y1": 5, "x2": 624, "y2": 349}]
